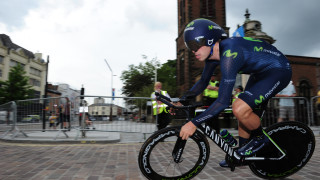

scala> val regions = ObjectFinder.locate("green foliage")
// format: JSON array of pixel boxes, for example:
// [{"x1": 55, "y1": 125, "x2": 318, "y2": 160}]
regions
[
  {"x1": 0, "y1": 64, "x2": 34, "y2": 104},
  {"x1": 157, "y1": 59, "x2": 177, "y2": 97},
  {"x1": 121, "y1": 58, "x2": 159, "y2": 97},
  {"x1": 120, "y1": 56, "x2": 177, "y2": 110}
]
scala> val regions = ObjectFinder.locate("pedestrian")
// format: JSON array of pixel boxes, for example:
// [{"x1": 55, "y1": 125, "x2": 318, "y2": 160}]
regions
[
  {"x1": 49, "y1": 111, "x2": 57, "y2": 129},
  {"x1": 151, "y1": 82, "x2": 171, "y2": 130},
  {"x1": 178, "y1": 18, "x2": 292, "y2": 167},
  {"x1": 203, "y1": 73, "x2": 220, "y2": 133},
  {"x1": 59, "y1": 98, "x2": 71, "y2": 130},
  {"x1": 276, "y1": 81, "x2": 296, "y2": 122},
  {"x1": 85, "y1": 112, "x2": 93, "y2": 129}
]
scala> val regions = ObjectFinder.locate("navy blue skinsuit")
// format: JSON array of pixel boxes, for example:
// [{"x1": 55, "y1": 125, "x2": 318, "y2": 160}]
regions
[{"x1": 189, "y1": 37, "x2": 292, "y2": 126}]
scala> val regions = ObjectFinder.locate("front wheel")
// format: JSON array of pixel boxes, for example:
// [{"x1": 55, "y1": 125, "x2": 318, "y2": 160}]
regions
[
  {"x1": 249, "y1": 121, "x2": 315, "y2": 179},
  {"x1": 138, "y1": 126, "x2": 210, "y2": 180}
]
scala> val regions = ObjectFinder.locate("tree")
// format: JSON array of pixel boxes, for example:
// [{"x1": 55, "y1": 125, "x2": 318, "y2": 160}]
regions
[
  {"x1": 0, "y1": 64, "x2": 34, "y2": 104},
  {"x1": 120, "y1": 56, "x2": 177, "y2": 111},
  {"x1": 157, "y1": 59, "x2": 177, "y2": 97},
  {"x1": 121, "y1": 56, "x2": 160, "y2": 97}
]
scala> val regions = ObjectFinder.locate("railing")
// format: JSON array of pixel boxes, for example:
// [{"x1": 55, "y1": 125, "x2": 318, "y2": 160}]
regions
[{"x1": 0, "y1": 95, "x2": 319, "y2": 141}]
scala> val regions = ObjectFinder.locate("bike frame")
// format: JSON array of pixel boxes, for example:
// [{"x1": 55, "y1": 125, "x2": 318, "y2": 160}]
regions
[
  {"x1": 172, "y1": 122, "x2": 286, "y2": 166},
  {"x1": 155, "y1": 92, "x2": 286, "y2": 165}
]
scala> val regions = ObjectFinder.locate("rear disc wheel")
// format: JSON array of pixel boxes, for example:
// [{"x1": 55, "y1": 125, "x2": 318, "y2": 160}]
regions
[{"x1": 249, "y1": 121, "x2": 315, "y2": 179}]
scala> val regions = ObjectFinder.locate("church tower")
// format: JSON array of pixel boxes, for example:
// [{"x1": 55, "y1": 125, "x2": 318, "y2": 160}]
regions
[
  {"x1": 243, "y1": 9, "x2": 275, "y2": 44},
  {"x1": 176, "y1": 0, "x2": 229, "y2": 94}
]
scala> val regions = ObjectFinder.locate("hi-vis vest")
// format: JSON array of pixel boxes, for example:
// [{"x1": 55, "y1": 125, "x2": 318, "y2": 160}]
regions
[
  {"x1": 232, "y1": 92, "x2": 241, "y2": 103},
  {"x1": 204, "y1": 81, "x2": 219, "y2": 98},
  {"x1": 151, "y1": 91, "x2": 169, "y2": 115}
]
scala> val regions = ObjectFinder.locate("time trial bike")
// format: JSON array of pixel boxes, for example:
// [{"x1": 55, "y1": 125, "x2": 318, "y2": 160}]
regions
[{"x1": 138, "y1": 92, "x2": 315, "y2": 179}]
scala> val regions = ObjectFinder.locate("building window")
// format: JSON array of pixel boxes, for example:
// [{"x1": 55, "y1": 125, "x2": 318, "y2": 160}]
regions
[
  {"x1": 33, "y1": 91, "x2": 41, "y2": 98},
  {"x1": 299, "y1": 80, "x2": 311, "y2": 98},
  {"x1": 29, "y1": 78, "x2": 41, "y2": 87},
  {"x1": 30, "y1": 67, "x2": 41, "y2": 76},
  {"x1": 10, "y1": 60, "x2": 25, "y2": 68},
  {"x1": 0, "y1": 55, "x2": 4, "y2": 64},
  {"x1": 0, "y1": 69, "x2": 2, "y2": 77},
  {"x1": 201, "y1": 0, "x2": 216, "y2": 17}
]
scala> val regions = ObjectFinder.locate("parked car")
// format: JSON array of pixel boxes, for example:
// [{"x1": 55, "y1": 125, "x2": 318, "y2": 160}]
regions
[
  {"x1": 21, "y1": 115, "x2": 40, "y2": 123},
  {"x1": 89, "y1": 116, "x2": 96, "y2": 121}
]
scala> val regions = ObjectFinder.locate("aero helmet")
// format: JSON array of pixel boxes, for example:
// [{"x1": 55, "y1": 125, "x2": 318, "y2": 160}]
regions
[{"x1": 184, "y1": 18, "x2": 227, "y2": 53}]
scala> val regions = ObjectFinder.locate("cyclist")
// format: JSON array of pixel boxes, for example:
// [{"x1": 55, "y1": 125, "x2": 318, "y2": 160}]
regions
[{"x1": 179, "y1": 18, "x2": 292, "y2": 167}]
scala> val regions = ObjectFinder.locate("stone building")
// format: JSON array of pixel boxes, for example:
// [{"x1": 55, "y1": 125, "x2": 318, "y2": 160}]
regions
[
  {"x1": 237, "y1": 9, "x2": 320, "y2": 98},
  {"x1": 0, "y1": 34, "x2": 48, "y2": 98}
]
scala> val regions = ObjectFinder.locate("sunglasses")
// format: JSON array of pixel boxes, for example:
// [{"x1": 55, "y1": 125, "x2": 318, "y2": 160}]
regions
[{"x1": 185, "y1": 38, "x2": 207, "y2": 52}]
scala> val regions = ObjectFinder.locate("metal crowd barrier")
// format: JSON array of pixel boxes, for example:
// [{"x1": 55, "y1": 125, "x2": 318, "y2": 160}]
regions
[
  {"x1": 76, "y1": 95, "x2": 157, "y2": 134},
  {"x1": 310, "y1": 96, "x2": 320, "y2": 126},
  {"x1": 0, "y1": 101, "x2": 16, "y2": 138},
  {"x1": 0, "y1": 95, "x2": 319, "y2": 141},
  {"x1": 261, "y1": 97, "x2": 311, "y2": 127}
]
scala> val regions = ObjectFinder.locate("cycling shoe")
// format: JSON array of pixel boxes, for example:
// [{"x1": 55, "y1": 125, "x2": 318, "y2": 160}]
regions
[{"x1": 236, "y1": 134, "x2": 270, "y2": 157}]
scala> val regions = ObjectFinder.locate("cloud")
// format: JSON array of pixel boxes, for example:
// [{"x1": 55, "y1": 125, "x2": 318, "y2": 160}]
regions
[
  {"x1": 0, "y1": 0, "x2": 39, "y2": 29},
  {"x1": 1, "y1": 0, "x2": 319, "y2": 103},
  {"x1": 0, "y1": 0, "x2": 177, "y2": 100}
]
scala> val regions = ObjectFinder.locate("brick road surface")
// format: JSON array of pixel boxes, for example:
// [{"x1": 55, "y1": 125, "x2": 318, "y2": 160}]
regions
[{"x1": 0, "y1": 136, "x2": 319, "y2": 180}]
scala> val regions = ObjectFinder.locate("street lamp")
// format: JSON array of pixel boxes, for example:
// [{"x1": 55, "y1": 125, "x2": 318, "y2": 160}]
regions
[{"x1": 104, "y1": 59, "x2": 116, "y2": 121}]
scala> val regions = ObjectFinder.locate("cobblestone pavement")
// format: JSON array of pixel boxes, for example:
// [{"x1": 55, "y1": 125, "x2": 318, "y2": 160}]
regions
[{"x1": 0, "y1": 136, "x2": 319, "y2": 180}]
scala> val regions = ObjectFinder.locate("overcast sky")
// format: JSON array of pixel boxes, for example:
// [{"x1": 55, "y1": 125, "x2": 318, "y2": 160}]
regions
[{"x1": 1, "y1": 0, "x2": 319, "y2": 104}]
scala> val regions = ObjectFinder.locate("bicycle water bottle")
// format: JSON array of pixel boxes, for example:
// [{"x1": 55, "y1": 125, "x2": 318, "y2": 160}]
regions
[{"x1": 220, "y1": 129, "x2": 237, "y2": 147}]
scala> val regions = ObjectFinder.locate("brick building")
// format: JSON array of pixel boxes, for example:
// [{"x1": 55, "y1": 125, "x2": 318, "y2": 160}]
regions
[{"x1": 176, "y1": 1, "x2": 320, "y2": 99}]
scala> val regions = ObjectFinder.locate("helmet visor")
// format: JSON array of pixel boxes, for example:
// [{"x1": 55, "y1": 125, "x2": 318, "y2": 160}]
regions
[{"x1": 185, "y1": 38, "x2": 207, "y2": 52}]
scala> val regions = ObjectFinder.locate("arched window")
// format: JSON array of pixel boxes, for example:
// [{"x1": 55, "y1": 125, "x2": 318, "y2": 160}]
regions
[{"x1": 299, "y1": 80, "x2": 311, "y2": 98}]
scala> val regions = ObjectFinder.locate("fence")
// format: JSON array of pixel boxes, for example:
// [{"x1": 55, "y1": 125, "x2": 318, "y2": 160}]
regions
[
  {"x1": 0, "y1": 95, "x2": 319, "y2": 141},
  {"x1": 0, "y1": 101, "x2": 15, "y2": 137}
]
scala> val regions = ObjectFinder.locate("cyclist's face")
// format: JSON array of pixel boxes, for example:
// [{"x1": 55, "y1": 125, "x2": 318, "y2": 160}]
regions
[{"x1": 193, "y1": 46, "x2": 211, "y2": 61}]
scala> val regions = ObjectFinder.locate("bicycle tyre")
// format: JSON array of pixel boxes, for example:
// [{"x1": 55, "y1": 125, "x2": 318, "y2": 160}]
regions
[
  {"x1": 138, "y1": 126, "x2": 210, "y2": 180},
  {"x1": 249, "y1": 121, "x2": 315, "y2": 179}
]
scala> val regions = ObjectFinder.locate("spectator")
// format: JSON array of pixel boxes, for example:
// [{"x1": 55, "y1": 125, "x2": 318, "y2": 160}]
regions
[
  {"x1": 233, "y1": 85, "x2": 244, "y2": 103},
  {"x1": 203, "y1": 74, "x2": 219, "y2": 105},
  {"x1": 151, "y1": 82, "x2": 171, "y2": 130},
  {"x1": 317, "y1": 90, "x2": 320, "y2": 110},
  {"x1": 59, "y1": 98, "x2": 71, "y2": 130},
  {"x1": 202, "y1": 73, "x2": 220, "y2": 133},
  {"x1": 276, "y1": 81, "x2": 296, "y2": 122},
  {"x1": 49, "y1": 112, "x2": 57, "y2": 130}
]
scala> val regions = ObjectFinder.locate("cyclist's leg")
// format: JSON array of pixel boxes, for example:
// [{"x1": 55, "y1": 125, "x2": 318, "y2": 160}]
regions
[
  {"x1": 233, "y1": 99, "x2": 260, "y2": 138},
  {"x1": 234, "y1": 69, "x2": 291, "y2": 156}
]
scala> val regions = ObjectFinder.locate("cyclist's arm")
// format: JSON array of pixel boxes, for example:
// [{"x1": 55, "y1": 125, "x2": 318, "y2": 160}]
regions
[
  {"x1": 191, "y1": 44, "x2": 244, "y2": 126},
  {"x1": 184, "y1": 60, "x2": 220, "y2": 96}
]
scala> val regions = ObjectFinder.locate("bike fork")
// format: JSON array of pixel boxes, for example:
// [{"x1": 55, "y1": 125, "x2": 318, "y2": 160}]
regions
[{"x1": 172, "y1": 136, "x2": 187, "y2": 163}]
